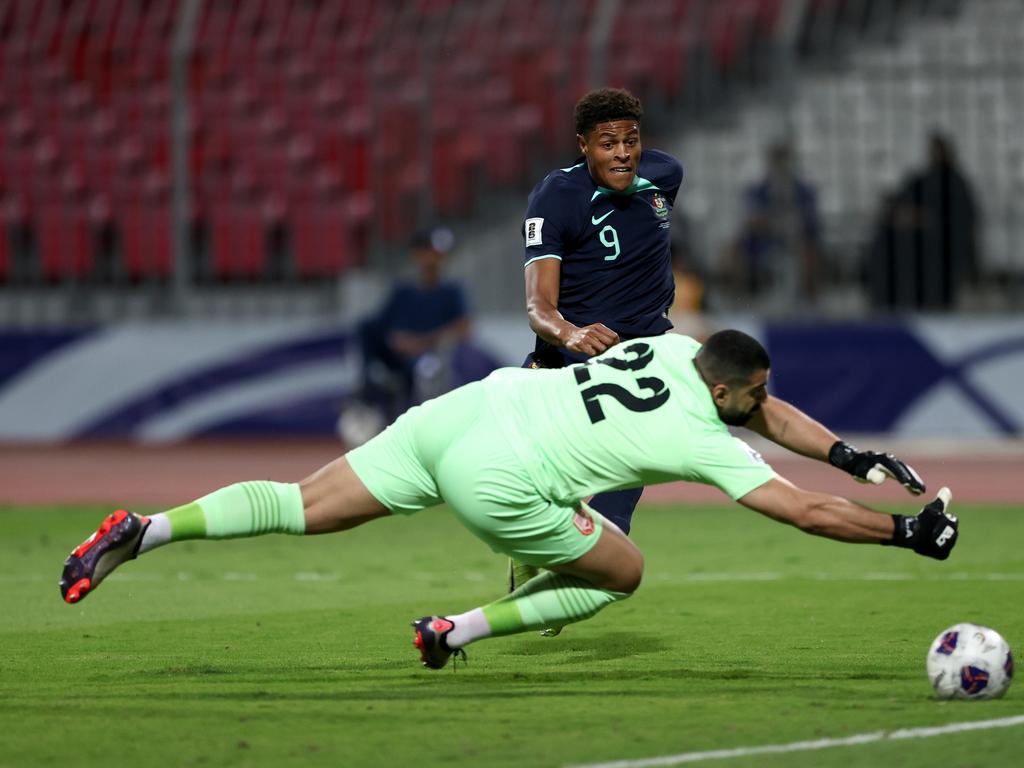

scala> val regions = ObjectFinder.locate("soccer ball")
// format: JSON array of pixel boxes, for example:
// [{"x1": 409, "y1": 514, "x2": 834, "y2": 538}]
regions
[{"x1": 926, "y1": 623, "x2": 1014, "y2": 700}]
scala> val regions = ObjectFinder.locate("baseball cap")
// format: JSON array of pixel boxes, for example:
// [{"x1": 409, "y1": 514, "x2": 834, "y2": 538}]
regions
[{"x1": 411, "y1": 226, "x2": 455, "y2": 254}]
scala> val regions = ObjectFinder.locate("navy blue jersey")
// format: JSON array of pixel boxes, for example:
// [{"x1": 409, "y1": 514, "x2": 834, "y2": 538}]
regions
[{"x1": 522, "y1": 148, "x2": 683, "y2": 366}]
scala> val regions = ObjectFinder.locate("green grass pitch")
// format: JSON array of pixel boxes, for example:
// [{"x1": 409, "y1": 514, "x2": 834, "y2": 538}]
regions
[{"x1": 2, "y1": 502, "x2": 1023, "y2": 768}]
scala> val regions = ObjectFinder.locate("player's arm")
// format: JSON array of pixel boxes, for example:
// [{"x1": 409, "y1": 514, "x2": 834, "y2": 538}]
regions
[
  {"x1": 743, "y1": 395, "x2": 925, "y2": 496},
  {"x1": 742, "y1": 395, "x2": 836, "y2": 461},
  {"x1": 738, "y1": 477, "x2": 958, "y2": 559},
  {"x1": 525, "y1": 259, "x2": 619, "y2": 357}
]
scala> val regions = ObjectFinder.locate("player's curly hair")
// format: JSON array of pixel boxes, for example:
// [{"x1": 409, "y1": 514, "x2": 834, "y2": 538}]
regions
[
  {"x1": 695, "y1": 330, "x2": 771, "y2": 386},
  {"x1": 574, "y1": 88, "x2": 644, "y2": 136}
]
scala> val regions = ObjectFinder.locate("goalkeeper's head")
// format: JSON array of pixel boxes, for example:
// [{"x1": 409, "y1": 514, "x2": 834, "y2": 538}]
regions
[{"x1": 695, "y1": 330, "x2": 771, "y2": 426}]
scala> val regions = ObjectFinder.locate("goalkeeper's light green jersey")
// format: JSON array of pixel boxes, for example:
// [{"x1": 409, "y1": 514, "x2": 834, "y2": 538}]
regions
[{"x1": 483, "y1": 333, "x2": 776, "y2": 504}]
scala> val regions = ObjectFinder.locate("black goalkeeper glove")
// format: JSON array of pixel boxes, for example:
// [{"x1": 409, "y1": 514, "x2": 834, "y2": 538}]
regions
[
  {"x1": 828, "y1": 440, "x2": 925, "y2": 496},
  {"x1": 885, "y1": 487, "x2": 958, "y2": 560}
]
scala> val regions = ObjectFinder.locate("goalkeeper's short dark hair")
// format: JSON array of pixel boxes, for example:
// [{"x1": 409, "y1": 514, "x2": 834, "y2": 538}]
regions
[
  {"x1": 574, "y1": 88, "x2": 644, "y2": 136},
  {"x1": 695, "y1": 330, "x2": 771, "y2": 387}
]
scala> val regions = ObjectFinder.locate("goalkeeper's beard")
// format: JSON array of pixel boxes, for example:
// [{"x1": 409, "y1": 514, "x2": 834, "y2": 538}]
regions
[{"x1": 719, "y1": 404, "x2": 759, "y2": 427}]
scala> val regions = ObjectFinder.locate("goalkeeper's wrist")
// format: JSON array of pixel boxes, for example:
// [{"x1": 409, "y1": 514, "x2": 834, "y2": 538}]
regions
[
  {"x1": 881, "y1": 514, "x2": 916, "y2": 548},
  {"x1": 828, "y1": 440, "x2": 856, "y2": 471}
]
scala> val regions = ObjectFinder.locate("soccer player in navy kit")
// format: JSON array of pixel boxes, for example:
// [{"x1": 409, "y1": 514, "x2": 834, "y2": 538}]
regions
[{"x1": 511, "y1": 88, "x2": 682, "y2": 591}]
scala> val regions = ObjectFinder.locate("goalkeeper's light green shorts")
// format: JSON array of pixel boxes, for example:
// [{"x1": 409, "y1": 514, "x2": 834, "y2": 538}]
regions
[{"x1": 345, "y1": 380, "x2": 604, "y2": 566}]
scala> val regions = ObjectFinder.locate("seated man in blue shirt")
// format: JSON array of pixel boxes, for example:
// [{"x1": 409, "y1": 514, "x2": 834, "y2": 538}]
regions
[{"x1": 355, "y1": 227, "x2": 473, "y2": 424}]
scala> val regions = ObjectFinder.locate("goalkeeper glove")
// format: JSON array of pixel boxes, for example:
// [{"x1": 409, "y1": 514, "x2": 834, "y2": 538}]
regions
[
  {"x1": 886, "y1": 487, "x2": 958, "y2": 560},
  {"x1": 828, "y1": 440, "x2": 925, "y2": 495}
]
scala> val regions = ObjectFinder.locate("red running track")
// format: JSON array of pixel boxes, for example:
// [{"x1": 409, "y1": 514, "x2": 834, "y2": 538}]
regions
[{"x1": 1, "y1": 440, "x2": 1019, "y2": 508}]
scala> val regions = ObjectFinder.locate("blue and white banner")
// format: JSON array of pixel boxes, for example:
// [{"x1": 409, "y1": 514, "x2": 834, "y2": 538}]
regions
[
  {"x1": 0, "y1": 322, "x2": 359, "y2": 441},
  {"x1": 0, "y1": 316, "x2": 1022, "y2": 441},
  {"x1": 765, "y1": 319, "x2": 1024, "y2": 438}
]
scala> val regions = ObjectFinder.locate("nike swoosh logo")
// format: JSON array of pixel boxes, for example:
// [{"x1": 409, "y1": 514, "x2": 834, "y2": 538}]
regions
[{"x1": 591, "y1": 209, "x2": 613, "y2": 226}]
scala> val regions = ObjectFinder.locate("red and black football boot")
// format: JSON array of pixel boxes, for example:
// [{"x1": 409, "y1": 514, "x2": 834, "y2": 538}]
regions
[
  {"x1": 60, "y1": 510, "x2": 150, "y2": 604},
  {"x1": 411, "y1": 616, "x2": 467, "y2": 670}
]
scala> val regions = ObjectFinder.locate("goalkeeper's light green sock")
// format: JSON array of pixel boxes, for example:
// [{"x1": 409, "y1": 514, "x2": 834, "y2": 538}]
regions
[
  {"x1": 137, "y1": 481, "x2": 306, "y2": 553},
  {"x1": 445, "y1": 571, "x2": 631, "y2": 648}
]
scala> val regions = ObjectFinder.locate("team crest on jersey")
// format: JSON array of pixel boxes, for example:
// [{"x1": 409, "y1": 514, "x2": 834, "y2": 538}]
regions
[
  {"x1": 573, "y1": 506, "x2": 596, "y2": 536},
  {"x1": 651, "y1": 192, "x2": 668, "y2": 217},
  {"x1": 738, "y1": 439, "x2": 766, "y2": 465}
]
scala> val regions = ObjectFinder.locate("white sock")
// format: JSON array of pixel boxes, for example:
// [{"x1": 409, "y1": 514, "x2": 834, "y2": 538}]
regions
[
  {"x1": 137, "y1": 513, "x2": 171, "y2": 554},
  {"x1": 443, "y1": 608, "x2": 492, "y2": 649}
]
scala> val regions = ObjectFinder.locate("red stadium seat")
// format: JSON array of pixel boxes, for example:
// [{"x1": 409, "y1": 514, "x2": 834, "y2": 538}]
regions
[
  {"x1": 209, "y1": 202, "x2": 268, "y2": 280},
  {"x1": 314, "y1": 106, "x2": 371, "y2": 193},
  {"x1": 431, "y1": 118, "x2": 484, "y2": 218},
  {"x1": 706, "y1": 1, "x2": 758, "y2": 75},
  {"x1": 374, "y1": 158, "x2": 425, "y2": 243},
  {"x1": 118, "y1": 204, "x2": 173, "y2": 280},
  {"x1": 36, "y1": 202, "x2": 94, "y2": 281},
  {"x1": 0, "y1": 215, "x2": 10, "y2": 282},
  {"x1": 755, "y1": 0, "x2": 783, "y2": 34},
  {"x1": 289, "y1": 202, "x2": 355, "y2": 278}
]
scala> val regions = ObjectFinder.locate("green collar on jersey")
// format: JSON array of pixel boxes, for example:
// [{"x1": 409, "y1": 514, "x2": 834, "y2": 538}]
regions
[{"x1": 591, "y1": 175, "x2": 659, "y2": 200}]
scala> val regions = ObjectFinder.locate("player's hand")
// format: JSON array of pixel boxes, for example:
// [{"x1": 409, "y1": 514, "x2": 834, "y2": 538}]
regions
[
  {"x1": 828, "y1": 440, "x2": 925, "y2": 496},
  {"x1": 890, "y1": 487, "x2": 958, "y2": 560},
  {"x1": 563, "y1": 324, "x2": 619, "y2": 357}
]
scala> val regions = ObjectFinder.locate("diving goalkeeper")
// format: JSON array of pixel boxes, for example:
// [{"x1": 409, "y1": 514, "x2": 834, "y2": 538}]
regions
[{"x1": 59, "y1": 330, "x2": 957, "y2": 669}]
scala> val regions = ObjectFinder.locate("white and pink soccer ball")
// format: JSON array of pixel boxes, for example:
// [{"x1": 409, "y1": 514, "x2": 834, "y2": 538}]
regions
[{"x1": 926, "y1": 623, "x2": 1014, "y2": 700}]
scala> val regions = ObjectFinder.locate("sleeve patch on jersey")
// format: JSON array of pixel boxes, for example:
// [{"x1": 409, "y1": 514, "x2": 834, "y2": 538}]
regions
[{"x1": 525, "y1": 217, "x2": 544, "y2": 246}]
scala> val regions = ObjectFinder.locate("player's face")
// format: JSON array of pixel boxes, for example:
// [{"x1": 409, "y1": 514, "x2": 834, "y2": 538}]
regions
[
  {"x1": 578, "y1": 120, "x2": 641, "y2": 192},
  {"x1": 716, "y1": 370, "x2": 769, "y2": 426}
]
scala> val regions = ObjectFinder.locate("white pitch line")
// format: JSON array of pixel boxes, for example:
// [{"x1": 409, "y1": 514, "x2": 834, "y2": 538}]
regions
[{"x1": 566, "y1": 715, "x2": 1024, "y2": 768}]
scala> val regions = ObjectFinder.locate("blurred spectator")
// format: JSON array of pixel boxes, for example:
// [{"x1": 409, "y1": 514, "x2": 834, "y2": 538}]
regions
[
  {"x1": 359, "y1": 226, "x2": 470, "y2": 411},
  {"x1": 729, "y1": 142, "x2": 823, "y2": 311},
  {"x1": 669, "y1": 216, "x2": 710, "y2": 340},
  {"x1": 866, "y1": 132, "x2": 979, "y2": 310},
  {"x1": 339, "y1": 227, "x2": 498, "y2": 446}
]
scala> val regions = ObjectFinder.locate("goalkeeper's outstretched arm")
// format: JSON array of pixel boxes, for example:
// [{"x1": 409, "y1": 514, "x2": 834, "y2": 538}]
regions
[
  {"x1": 743, "y1": 396, "x2": 926, "y2": 496},
  {"x1": 742, "y1": 395, "x2": 836, "y2": 461},
  {"x1": 738, "y1": 478, "x2": 958, "y2": 560}
]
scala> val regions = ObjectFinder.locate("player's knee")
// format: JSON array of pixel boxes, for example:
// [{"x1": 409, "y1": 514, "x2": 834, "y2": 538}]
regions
[{"x1": 609, "y1": 547, "x2": 644, "y2": 594}]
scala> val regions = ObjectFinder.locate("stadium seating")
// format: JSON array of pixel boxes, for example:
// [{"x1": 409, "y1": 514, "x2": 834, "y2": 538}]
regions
[
  {"x1": 36, "y1": 201, "x2": 94, "y2": 282},
  {"x1": 118, "y1": 202, "x2": 173, "y2": 280},
  {"x1": 678, "y1": 0, "x2": 1022, "y2": 303},
  {"x1": 0, "y1": 0, "x2": 818, "y2": 286},
  {"x1": 0, "y1": 204, "x2": 10, "y2": 281}
]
